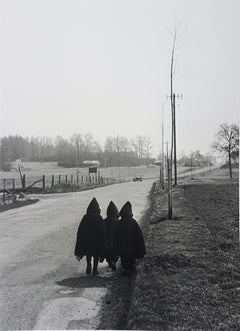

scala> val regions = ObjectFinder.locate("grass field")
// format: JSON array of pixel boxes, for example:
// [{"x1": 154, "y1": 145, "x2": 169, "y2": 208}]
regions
[
  {"x1": 0, "y1": 161, "x2": 195, "y2": 190},
  {"x1": 126, "y1": 168, "x2": 239, "y2": 330}
]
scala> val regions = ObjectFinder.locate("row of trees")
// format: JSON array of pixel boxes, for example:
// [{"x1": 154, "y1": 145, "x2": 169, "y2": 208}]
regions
[{"x1": 0, "y1": 133, "x2": 155, "y2": 170}]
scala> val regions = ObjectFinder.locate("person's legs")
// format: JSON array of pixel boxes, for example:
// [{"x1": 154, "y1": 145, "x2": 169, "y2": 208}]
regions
[
  {"x1": 107, "y1": 256, "x2": 117, "y2": 271},
  {"x1": 113, "y1": 256, "x2": 119, "y2": 264},
  {"x1": 86, "y1": 255, "x2": 92, "y2": 274},
  {"x1": 111, "y1": 261, "x2": 116, "y2": 271},
  {"x1": 92, "y1": 256, "x2": 99, "y2": 276},
  {"x1": 106, "y1": 257, "x2": 111, "y2": 268},
  {"x1": 128, "y1": 256, "x2": 136, "y2": 271},
  {"x1": 120, "y1": 256, "x2": 128, "y2": 270}
]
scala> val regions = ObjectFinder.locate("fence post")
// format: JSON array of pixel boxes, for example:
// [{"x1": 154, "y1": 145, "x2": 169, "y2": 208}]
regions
[
  {"x1": 51, "y1": 175, "x2": 54, "y2": 186},
  {"x1": 13, "y1": 179, "x2": 16, "y2": 202},
  {"x1": 43, "y1": 175, "x2": 45, "y2": 189},
  {"x1": 65, "y1": 175, "x2": 68, "y2": 183},
  {"x1": 3, "y1": 179, "x2": 6, "y2": 204},
  {"x1": 58, "y1": 175, "x2": 61, "y2": 184},
  {"x1": 77, "y1": 174, "x2": 79, "y2": 184},
  {"x1": 167, "y1": 159, "x2": 172, "y2": 220},
  {"x1": 71, "y1": 174, "x2": 73, "y2": 183},
  {"x1": 22, "y1": 174, "x2": 26, "y2": 188}
]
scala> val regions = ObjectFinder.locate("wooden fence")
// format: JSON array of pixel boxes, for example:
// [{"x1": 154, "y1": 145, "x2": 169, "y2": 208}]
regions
[
  {"x1": 0, "y1": 172, "x2": 118, "y2": 193},
  {"x1": 0, "y1": 179, "x2": 17, "y2": 205}
]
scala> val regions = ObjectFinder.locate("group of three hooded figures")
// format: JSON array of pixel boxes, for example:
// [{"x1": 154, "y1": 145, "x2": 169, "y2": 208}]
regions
[{"x1": 74, "y1": 198, "x2": 146, "y2": 276}]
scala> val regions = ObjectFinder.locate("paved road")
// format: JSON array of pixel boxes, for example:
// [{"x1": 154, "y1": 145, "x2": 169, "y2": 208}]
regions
[{"x1": 0, "y1": 179, "x2": 155, "y2": 330}]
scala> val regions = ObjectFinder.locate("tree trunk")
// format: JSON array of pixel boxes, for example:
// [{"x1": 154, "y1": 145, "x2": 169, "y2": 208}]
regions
[{"x1": 228, "y1": 148, "x2": 232, "y2": 178}]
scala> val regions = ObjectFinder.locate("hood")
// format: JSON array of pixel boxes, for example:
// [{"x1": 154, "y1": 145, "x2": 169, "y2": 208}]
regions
[
  {"x1": 119, "y1": 201, "x2": 133, "y2": 217},
  {"x1": 86, "y1": 197, "x2": 101, "y2": 214},
  {"x1": 106, "y1": 201, "x2": 119, "y2": 218}
]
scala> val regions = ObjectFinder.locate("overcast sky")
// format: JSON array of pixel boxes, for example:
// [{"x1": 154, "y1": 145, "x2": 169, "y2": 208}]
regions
[{"x1": 1, "y1": 0, "x2": 239, "y2": 157}]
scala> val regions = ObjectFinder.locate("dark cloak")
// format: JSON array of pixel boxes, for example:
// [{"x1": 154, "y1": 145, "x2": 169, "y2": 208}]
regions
[
  {"x1": 116, "y1": 201, "x2": 146, "y2": 259},
  {"x1": 104, "y1": 201, "x2": 119, "y2": 258},
  {"x1": 74, "y1": 198, "x2": 106, "y2": 260}
]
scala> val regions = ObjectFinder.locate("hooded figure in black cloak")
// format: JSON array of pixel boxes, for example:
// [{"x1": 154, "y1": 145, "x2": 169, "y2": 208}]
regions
[
  {"x1": 104, "y1": 201, "x2": 120, "y2": 271},
  {"x1": 116, "y1": 201, "x2": 146, "y2": 275},
  {"x1": 75, "y1": 197, "x2": 106, "y2": 276}
]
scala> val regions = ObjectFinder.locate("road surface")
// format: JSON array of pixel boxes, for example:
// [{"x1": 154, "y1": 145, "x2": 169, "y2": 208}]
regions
[{"x1": 0, "y1": 179, "x2": 155, "y2": 330}]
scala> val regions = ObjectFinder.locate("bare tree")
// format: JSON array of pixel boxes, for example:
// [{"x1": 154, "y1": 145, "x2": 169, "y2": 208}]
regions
[
  {"x1": 169, "y1": 20, "x2": 179, "y2": 163},
  {"x1": 212, "y1": 123, "x2": 239, "y2": 178},
  {"x1": 133, "y1": 135, "x2": 146, "y2": 160},
  {"x1": 166, "y1": 19, "x2": 188, "y2": 185},
  {"x1": 83, "y1": 132, "x2": 94, "y2": 159},
  {"x1": 145, "y1": 136, "x2": 154, "y2": 165},
  {"x1": 70, "y1": 133, "x2": 83, "y2": 165}
]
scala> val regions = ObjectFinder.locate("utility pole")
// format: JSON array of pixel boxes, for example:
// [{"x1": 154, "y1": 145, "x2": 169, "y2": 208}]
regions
[
  {"x1": 173, "y1": 93, "x2": 183, "y2": 185},
  {"x1": 173, "y1": 93, "x2": 177, "y2": 185},
  {"x1": 191, "y1": 152, "x2": 193, "y2": 179},
  {"x1": 167, "y1": 93, "x2": 182, "y2": 186},
  {"x1": 166, "y1": 141, "x2": 172, "y2": 219},
  {"x1": 166, "y1": 141, "x2": 169, "y2": 162},
  {"x1": 161, "y1": 104, "x2": 165, "y2": 189}
]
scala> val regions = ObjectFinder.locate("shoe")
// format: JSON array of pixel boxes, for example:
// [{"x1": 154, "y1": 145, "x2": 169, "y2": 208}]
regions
[
  {"x1": 86, "y1": 265, "x2": 91, "y2": 274},
  {"x1": 92, "y1": 269, "x2": 99, "y2": 276}
]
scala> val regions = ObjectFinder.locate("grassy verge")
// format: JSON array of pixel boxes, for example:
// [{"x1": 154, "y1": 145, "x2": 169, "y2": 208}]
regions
[
  {"x1": 126, "y1": 169, "x2": 239, "y2": 330},
  {"x1": 0, "y1": 199, "x2": 39, "y2": 212}
]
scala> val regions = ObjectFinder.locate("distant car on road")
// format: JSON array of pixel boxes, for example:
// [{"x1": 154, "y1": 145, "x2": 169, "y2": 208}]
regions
[{"x1": 133, "y1": 174, "x2": 143, "y2": 182}]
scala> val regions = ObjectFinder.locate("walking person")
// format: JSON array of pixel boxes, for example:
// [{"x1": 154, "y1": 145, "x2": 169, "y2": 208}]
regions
[
  {"x1": 104, "y1": 201, "x2": 119, "y2": 271},
  {"x1": 74, "y1": 197, "x2": 106, "y2": 276},
  {"x1": 116, "y1": 201, "x2": 146, "y2": 275}
]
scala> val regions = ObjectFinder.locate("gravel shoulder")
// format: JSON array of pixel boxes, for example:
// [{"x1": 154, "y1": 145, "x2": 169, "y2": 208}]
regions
[{"x1": 98, "y1": 168, "x2": 239, "y2": 330}]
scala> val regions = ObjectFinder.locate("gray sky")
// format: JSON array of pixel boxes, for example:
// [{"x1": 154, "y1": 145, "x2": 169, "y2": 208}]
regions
[{"x1": 1, "y1": 0, "x2": 239, "y2": 157}]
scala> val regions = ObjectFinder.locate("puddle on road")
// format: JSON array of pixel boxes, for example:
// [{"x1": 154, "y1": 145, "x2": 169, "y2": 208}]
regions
[{"x1": 33, "y1": 287, "x2": 107, "y2": 330}]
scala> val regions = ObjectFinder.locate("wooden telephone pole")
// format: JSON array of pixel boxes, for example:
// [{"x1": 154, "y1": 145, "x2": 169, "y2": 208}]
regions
[
  {"x1": 166, "y1": 141, "x2": 172, "y2": 219},
  {"x1": 172, "y1": 93, "x2": 182, "y2": 185},
  {"x1": 161, "y1": 104, "x2": 165, "y2": 189},
  {"x1": 167, "y1": 93, "x2": 182, "y2": 186}
]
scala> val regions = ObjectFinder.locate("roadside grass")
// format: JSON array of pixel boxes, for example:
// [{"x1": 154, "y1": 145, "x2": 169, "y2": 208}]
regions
[
  {"x1": 126, "y1": 169, "x2": 239, "y2": 330},
  {"x1": 0, "y1": 198, "x2": 39, "y2": 212}
]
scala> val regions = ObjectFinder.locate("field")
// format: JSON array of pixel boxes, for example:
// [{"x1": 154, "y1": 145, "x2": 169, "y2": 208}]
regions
[{"x1": 0, "y1": 161, "x2": 195, "y2": 190}]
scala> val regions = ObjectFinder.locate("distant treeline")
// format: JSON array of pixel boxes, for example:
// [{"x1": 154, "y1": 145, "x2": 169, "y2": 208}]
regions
[
  {"x1": 0, "y1": 133, "x2": 155, "y2": 171},
  {"x1": 178, "y1": 150, "x2": 215, "y2": 167}
]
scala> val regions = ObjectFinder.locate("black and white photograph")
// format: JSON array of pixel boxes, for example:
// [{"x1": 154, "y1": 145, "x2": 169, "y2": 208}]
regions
[{"x1": 0, "y1": 0, "x2": 239, "y2": 330}]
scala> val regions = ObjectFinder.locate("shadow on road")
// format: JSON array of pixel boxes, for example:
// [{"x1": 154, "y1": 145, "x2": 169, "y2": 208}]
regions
[{"x1": 56, "y1": 275, "x2": 110, "y2": 288}]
